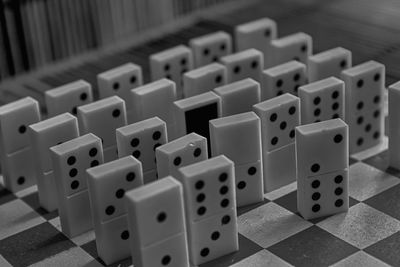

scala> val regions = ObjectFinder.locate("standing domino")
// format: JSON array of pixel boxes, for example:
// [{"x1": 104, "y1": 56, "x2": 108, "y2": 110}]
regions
[
  {"x1": 341, "y1": 61, "x2": 385, "y2": 153},
  {"x1": 190, "y1": 31, "x2": 232, "y2": 67},
  {"x1": 220, "y1": 49, "x2": 263, "y2": 83},
  {"x1": 50, "y1": 134, "x2": 104, "y2": 237},
  {"x1": 388, "y1": 82, "x2": 400, "y2": 170},
  {"x1": 125, "y1": 177, "x2": 190, "y2": 267},
  {"x1": 116, "y1": 117, "x2": 168, "y2": 183},
  {"x1": 45, "y1": 80, "x2": 93, "y2": 116},
  {"x1": 270, "y1": 32, "x2": 312, "y2": 67},
  {"x1": 150, "y1": 45, "x2": 194, "y2": 98},
  {"x1": 253, "y1": 93, "x2": 300, "y2": 192},
  {"x1": 308, "y1": 47, "x2": 352, "y2": 82},
  {"x1": 261, "y1": 60, "x2": 307, "y2": 100},
  {"x1": 299, "y1": 77, "x2": 345, "y2": 124},
  {"x1": 29, "y1": 113, "x2": 79, "y2": 211},
  {"x1": 176, "y1": 155, "x2": 238, "y2": 265},
  {"x1": 210, "y1": 112, "x2": 263, "y2": 206},
  {"x1": 156, "y1": 133, "x2": 208, "y2": 179},
  {"x1": 87, "y1": 156, "x2": 144, "y2": 264},
  {"x1": 183, "y1": 63, "x2": 227, "y2": 98},
  {"x1": 235, "y1": 18, "x2": 277, "y2": 66},
  {"x1": 296, "y1": 119, "x2": 349, "y2": 220},
  {"x1": 0, "y1": 97, "x2": 41, "y2": 192},
  {"x1": 213, "y1": 78, "x2": 261, "y2": 116}
]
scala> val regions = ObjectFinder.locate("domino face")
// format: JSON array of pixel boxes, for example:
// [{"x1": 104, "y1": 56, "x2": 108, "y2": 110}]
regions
[
  {"x1": 295, "y1": 119, "x2": 349, "y2": 179},
  {"x1": 341, "y1": 61, "x2": 385, "y2": 153},
  {"x1": 299, "y1": 77, "x2": 345, "y2": 124},
  {"x1": 45, "y1": 80, "x2": 93, "y2": 116},
  {"x1": 77, "y1": 96, "x2": 127, "y2": 149},
  {"x1": 130, "y1": 79, "x2": 176, "y2": 135},
  {"x1": 220, "y1": 48, "x2": 263, "y2": 83},
  {"x1": 97, "y1": 63, "x2": 143, "y2": 108},
  {"x1": 270, "y1": 32, "x2": 312, "y2": 66},
  {"x1": 116, "y1": 117, "x2": 167, "y2": 176},
  {"x1": 125, "y1": 177, "x2": 189, "y2": 267},
  {"x1": 190, "y1": 31, "x2": 232, "y2": 67},
  {"x1": 150, "y1": 45, "x2": 193, "y2": 98},
  {"x1": 253, "y1": 93, "x2": 300, "y2": 152},
  {"x1": 183, "y1": 63, "x2": 227, "y2": 98},
  {"x1": 213, "y1": 78, "x2": 260, "y2": 116},
  {"x1": 261, "y1": 60, "x2": 307, "y2": 100},
  {"x1": 389, "y1": 82, "x2": 400, "y2": 169},
  {"x1": 235, "y1": 18, "x2": 277, "y2": 66},
  {"x1": 156, "y1": 132, "x2": 208, "y2": 179},
  {"x1": 308, "y1": 47, "x2": 351, "y2": 82},
  {"x1": 0, "y1": 97, "x2": 41, "y2": 154},
  {"x1": 173, "y1": 92, "x2": 221, "y2": 154}
]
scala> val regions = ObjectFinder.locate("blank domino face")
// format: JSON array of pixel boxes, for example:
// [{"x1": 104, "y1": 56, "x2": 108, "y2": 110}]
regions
[
  {"x1": 220, "y1": 49, "x2": 263, "y2": 83},
  {"x1": 176, "y1": 155, "x2": 236, "y2": 223},
  {"x1": 45, "y1": 80, "x2": 93, "y2": 116},
  {"x1": 173, "y1": 92, "x2": 221, "y2": 155},
  {"x1": 183, "y1": 63, "x2": 227, "y2": 98},
  {"x1": 270, "y1": 32, "x2": 312, "y2": 66},
  {"x1": 97, "y1": 63, "x2": 143, "y2": 108},
  {"x1": 235, "y1": 17, "x2": 277, "y2": 66},
  {"x1": 116, "y1": 117, "x2": 167, "y2": 174},
  {"x1": 0, "y1": 97, "x2": 40, "y2": 154},
  {"x1": 308, "y1": 47, "x2": 352, "y2": 82},
  {"x1": 130, "y1": 79, "x2": 177, "y2": 129},
  {"x1": 261, "y1": 60, "x2": 307, "y2": 100},
  {"x1": 295, "y1": 119, "x2": 349, "y2": 179},
  {"x1": 214, "y1": 78, "x2": 260, "y2": 117},
  {"x1": 190, "y1": 31, "x2": 232, "y2": 67},
  {"x1": 299, "y1": 77, "x2": 345, "y2": 124},
  {"x1": 389, "y1": 82, "x2": 400, "y2": 169},
  {"x1": 86, "y1": 156, "x2": 143, "y2": 223},
  {"x1": 77, "y1": 96, "x2": 127, "y2": 149},
  {"x1": 341, "y1": 61, "x2": 385, "y2": 153},
  {"x1": 298, "y1": 169, "x2": 349, "y2": 220},
  {"x1": 253, "y1": 93, "x2": 300, "y2": 152},
  {"x1": 150, "y1": 45, "x2": 193, "y2": 98},
  {"x1": 156, "y1": 133, "x2": 208, "y2": 179}
]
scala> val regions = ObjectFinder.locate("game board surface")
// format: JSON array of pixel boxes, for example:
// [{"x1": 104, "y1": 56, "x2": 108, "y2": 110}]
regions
[{"x1": 1, "y1": 0, "x2": 400, "y2": 266}]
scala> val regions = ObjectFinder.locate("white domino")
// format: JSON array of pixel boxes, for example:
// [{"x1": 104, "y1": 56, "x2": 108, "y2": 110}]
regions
[
  {"x1": 210, "y1": 112, "x2": 263, "y2": 206},
  {"x1": 50, "y1": 133, "x2": 104, "y2": 237},
  {"x1": 389, "y1": 82, "x2": 400, "y2": 170},
  {"x1": 270, "y1": 32, "x2": 312, "y2": 67},
  {"x1": 220, "y1": 49, "x2": 263, "y2": 83},
  {"x1": 125, "y1": 177, "x2": 189, "y2": 267}
]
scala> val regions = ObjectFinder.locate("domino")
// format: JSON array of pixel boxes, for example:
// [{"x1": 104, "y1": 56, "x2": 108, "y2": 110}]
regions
[
  {"x1": 189, "y1": 31, "x2": 232, "y2": 67},
  {"x1": 213, "y1": 78, "x2": 260, "y2": 116},
  {"x1": 261, "y1": 60, "x2": 307, "y2": 100},
  {"x1": 29, "y1": 113, "x2": 79, "y2": 212},
  {"x1": 45, "y1": 80, "x2": 93, "y2": 116},
  {"x1": 341, "y1": 61, "x2": 385, "y2": 153},
  {"x1": 299, "y1": 77, "x2": 345, "y2": 124},
  {"x1": 156, "y1": 132, "x2": 208, "y2": 179},
  {"x1": 50, "y1": 133, "x2": 104, "y2": 237},
  {"x1": 182, "y1": 63, "x2": 227, "y2": 98},
  {"x1": 0, "y1": 97, "x2": 40, "y2": 192},
  {"x1": 86, "y1": 156, "x2": 144, "y2": 264},
  {"x1": 210, "y1": 112, "x2": 263, "y2": 206},
  {"x1": 270, "y1": 32, "x2": 312, "y2": 67},
  {"x1": 176, "y1": 155, "x2": 238, "y2": 265},
  {"x1": 220, "y1": 48, "x2": 263, "y2": 83},
  {"x1": 130, "y1": 79, "x2": 177, "y2": 136},
  {"x1": 296, "y1": 119, "x2": 349, "y2": 220},
  {"x1": 125, "y1": 177, "x2": 189, "y2": 267},
  {"x1": 173, "y1": 91, "x2": 221, "y2": 155},
  {"x1": 116, "y1": 117, "x2": 167, "y2": 183},
  {"x1": 77, "y1": 96, "x2": 127, "y2": 160},
  {"x1": 253, "y1": 93, "x2": 300, "y2": 192},
  {"x1": 388, "y1": 82, "x2": 400, "y2": 170},
  {"x1": 235, "y1": 18, "x2": 277, "y2": 66},
  {"x1": 150, "y1": 45, "x2": 194, "y2": 98},
  {"x1": 97, "y1": 63, "x2": 143, "y2": 109},
  {"x1": 307, "y1": 47, "x2": 352, "y2": 82}
]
